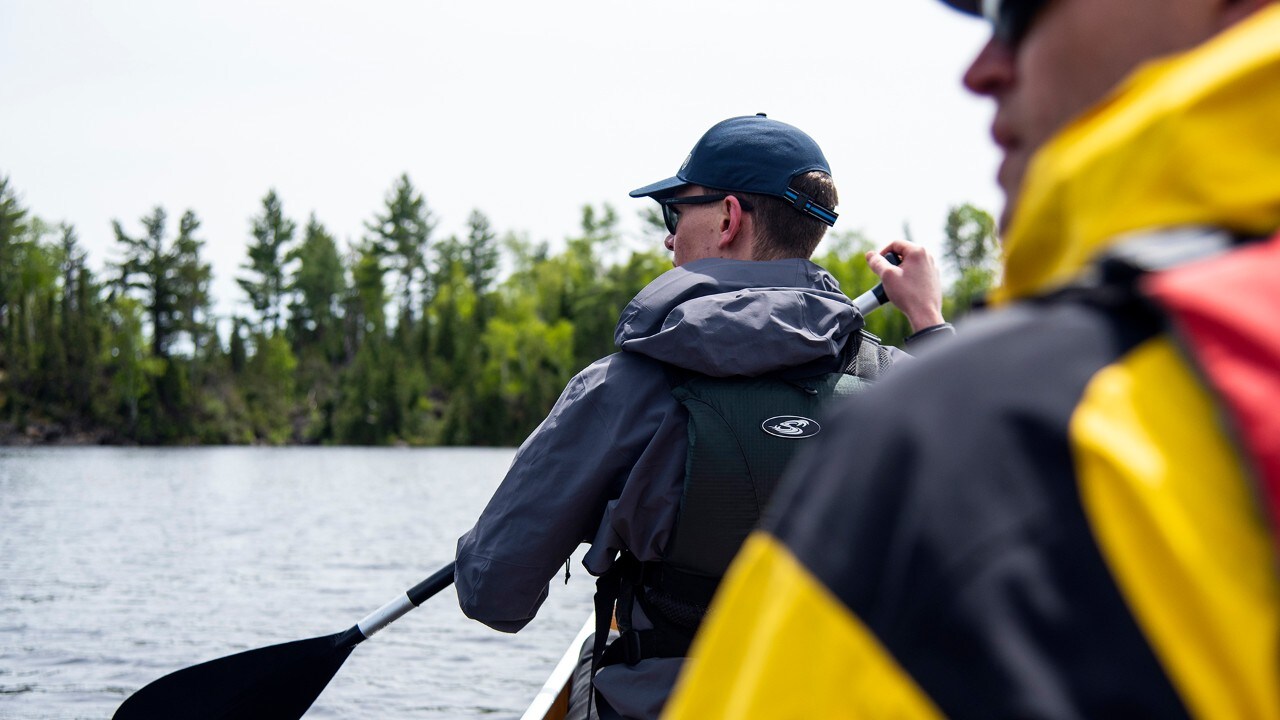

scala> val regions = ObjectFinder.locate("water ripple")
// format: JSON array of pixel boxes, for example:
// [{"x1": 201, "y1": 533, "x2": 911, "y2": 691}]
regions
[{"x1": 0, "y1": 685, "x2": 34, "y2": 695}]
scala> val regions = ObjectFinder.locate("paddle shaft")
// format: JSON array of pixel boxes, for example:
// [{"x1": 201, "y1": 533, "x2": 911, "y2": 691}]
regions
[
  {"x1": 852, "y1": 251, "x2": 903, "y2": 317},
  {"x1": 336, "y1": 561, "x2": 456, "y2": 649}
]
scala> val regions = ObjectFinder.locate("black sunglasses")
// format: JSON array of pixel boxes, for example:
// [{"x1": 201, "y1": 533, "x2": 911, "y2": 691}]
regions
[
  {"x1": 987, "y1": 0, "x2": 1052, "y2": 47},
  {"x1": 657, "y1": 194, "x2": 754, "y2": 235}
]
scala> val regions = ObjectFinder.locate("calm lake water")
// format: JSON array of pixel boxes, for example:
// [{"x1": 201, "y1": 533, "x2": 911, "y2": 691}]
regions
[{"x1": 0, "y1": 447, "x2": 596, "y2": 719}]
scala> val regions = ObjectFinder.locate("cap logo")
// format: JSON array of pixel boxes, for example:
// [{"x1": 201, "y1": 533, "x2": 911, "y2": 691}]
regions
[
  {"x1": 679, "y1": 152, "x2": 692, "y2": 173},
  {"x1": 761, "y1": 415, "x2": 821, "y2": 439}
]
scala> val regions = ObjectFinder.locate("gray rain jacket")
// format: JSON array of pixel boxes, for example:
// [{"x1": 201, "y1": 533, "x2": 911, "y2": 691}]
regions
[{"x1": 456, "y1": 257, "x2": 906, "y2": 719}]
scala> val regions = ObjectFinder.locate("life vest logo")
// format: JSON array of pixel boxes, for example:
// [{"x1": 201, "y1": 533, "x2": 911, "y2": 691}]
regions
[{"x1": 761, "y1": 416, "x2": 821, "y2": 439}]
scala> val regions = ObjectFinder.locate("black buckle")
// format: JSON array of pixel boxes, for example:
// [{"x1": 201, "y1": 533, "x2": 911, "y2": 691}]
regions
[{"x1": 621, "y1": 630, "x2": 645, "y2": 665}]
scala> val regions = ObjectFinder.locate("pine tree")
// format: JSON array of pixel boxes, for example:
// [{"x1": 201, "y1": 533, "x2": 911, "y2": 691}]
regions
[
  {"x1": 463, "y1": 209, "x2": 499, "y2": 326},
  {"x1": 0, "y1": 176, "x2": 31, "y2": 378},
  {"x1": 239, "y1": 189, "x2": 296, "y2": 334},
  {"x1": 112, "y1": 207, "x2": 178, "y2": 358},
  {"x1": 172, "y1": 211, "x2": 215, "y2": 358},
  {"x1": 286, "y1": 214, "x2": 346, "y2": 362},
  {"x1": 58, "y1": 224, "x2": 105, "y2": 425},
  {"x1": 367, "y1": 174, "x2": 435, "y2": 325}
]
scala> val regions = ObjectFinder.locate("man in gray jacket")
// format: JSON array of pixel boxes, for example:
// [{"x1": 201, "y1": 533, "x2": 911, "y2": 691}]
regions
[{"x1": 455, "y1": 114, "x2": 950, "y2": 719}]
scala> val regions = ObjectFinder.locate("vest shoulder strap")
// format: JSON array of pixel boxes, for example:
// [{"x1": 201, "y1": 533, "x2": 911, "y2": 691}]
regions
[{"x1": 847, "y1": 328, "x2": 894, "y2": 380}]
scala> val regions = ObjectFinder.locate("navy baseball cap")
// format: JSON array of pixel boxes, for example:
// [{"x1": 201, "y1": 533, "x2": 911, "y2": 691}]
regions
[
  {"x1": 941, "y1": 0, "x2": 981, "y2": 14},
  {"x1": 629, "y1": 114, "x2": 838, "y2": 227}
]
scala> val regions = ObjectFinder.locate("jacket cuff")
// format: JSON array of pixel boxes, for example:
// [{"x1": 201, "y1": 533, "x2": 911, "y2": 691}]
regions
[{"x1": 904, "y1": 322, "x2": 955, "y2": 351}]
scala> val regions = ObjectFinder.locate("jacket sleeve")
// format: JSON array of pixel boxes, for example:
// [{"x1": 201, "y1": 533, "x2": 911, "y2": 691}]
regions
[{"x1": 454, "y1": 359, "x2": 654, "y2": 632}]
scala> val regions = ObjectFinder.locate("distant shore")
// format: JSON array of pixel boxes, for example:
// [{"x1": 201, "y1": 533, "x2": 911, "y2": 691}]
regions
[{"x1": 0, "y1": 421, "x2": 121, "y2": 446}]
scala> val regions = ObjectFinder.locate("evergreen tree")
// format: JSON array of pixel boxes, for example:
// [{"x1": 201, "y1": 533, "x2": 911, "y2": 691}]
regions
[
  {"x1": 110, "y1": 207, "x2": 214, "y2": 441},
  {"x1": 562, "y1": 203, "x2": 619, "y2": 369},
  {"x1": 102, "y1": 295, "x2": 160, "y2": 439},
  {"x1": 463, "y1": 209, "x2": 500, "y2": 325},
  {"x1": 172, "y1": 211, "x2": 215, "y2": 358},
  {"x1": 112, "y1": 207, "x2": 178, "y2": 358},
  {"x1": 345, "y1": 239, "x2": 388, "y2": 352},
  {"x1": 333, "y1": 338, "x2": 398, "y2": 445},
  {"x1": 284, "y1": 216, "x2": 347, "y2": 439},
  {"x1": 286, "y1": 214, "x2": 346, "y2": 362},
  {"x1": 57, "y1": 224, "x2": 105, "y2": 422},
  {"x1": 428, "y1": 258, "x2": 481, "y2": 443},
  {"x1": 239, "y1": 189, "x2": 296, "y2": 333},
  {"x1": 242, "y1": 330, "x2": 298, "y2": 444},
  {"x1": 3, "y1": 218, "x2": 59, "y2": 423},
  {"x1": 228, "y1": 316, "x2": 247, "y2": 374},
  {"x1": 367, "y1": 174, "x2": 434, "y2": 323},
  {"x1": 0, "y1": 172, "x2": 1010, "y2": 447},
  {"x1": 0, "y1": 176, "x2": 31, "y2": 378}
]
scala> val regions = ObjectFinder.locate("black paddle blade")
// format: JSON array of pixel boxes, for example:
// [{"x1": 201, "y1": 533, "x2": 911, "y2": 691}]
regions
[{"x1": 113, "y1": 631, "x2": 355, "y2": 720}]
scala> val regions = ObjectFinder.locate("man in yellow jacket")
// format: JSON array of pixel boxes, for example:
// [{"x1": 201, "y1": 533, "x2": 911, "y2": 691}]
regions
[{"x1": 664, "y1": 0, "x2": 1280, "y2": 717}]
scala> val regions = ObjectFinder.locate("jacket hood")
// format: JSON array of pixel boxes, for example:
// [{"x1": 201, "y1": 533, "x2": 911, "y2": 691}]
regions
[
  {"x1": 615, "y1": 258, "x2": 863, "y2": 377},
  {"x1": 994, "y1": 4, "x2": 1280, "y2": 304}
]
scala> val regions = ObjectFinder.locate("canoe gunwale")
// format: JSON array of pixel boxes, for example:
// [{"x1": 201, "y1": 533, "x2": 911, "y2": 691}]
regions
[{"x1": 521, "y1": 616, "x2": 595, "y2": 720}]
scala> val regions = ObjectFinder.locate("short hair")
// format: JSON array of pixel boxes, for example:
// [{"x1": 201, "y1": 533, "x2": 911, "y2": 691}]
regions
[{"x1": 740, "y1": 171, "x2": 838, "y2": 260}]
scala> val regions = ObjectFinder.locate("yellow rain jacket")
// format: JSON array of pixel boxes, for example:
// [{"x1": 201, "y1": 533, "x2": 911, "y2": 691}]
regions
[{"x1": 664, "y1": 6, "x2": 1280, "y2": 719}]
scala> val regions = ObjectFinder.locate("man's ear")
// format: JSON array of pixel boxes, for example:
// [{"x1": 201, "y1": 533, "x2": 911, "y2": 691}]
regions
[{"x1": 717, "y1": 195, "x2": 747, "y2": 251}]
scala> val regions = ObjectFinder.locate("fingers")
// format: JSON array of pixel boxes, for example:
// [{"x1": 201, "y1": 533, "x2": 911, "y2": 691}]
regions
[
  {"x1": 865, "y1": 240, "x2": 945, "y2": 333},
  {"x1": 864, "y1": 250, "x2": 898, "y2": 278}
]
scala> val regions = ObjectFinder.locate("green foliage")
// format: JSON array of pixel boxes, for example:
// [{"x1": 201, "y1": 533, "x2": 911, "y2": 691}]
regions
[
  {"x1": 943, "y1": 203, "x2": 1000, "y2": 317},
  {"x1": 239, "y1": 190, "x2": 296, "y2": 333},
  {"x1": 228, "y1": 317, "x2": 248, "y2": 374},
  {"x1": 112, "y1": 207, "x2": 214, "y2": 359},
  {"x1": 286, "y1": 215, "x2": 346, "y2": 363},
  {"x1": 4, "y1": 218, "x2": 62, "y2": 422},
  {"x1": 0, "y1": 176, "x2": 30, "y2": 314},
  {"x1": 464, "y1": 210, "x2": 500, "y2": 300},
  {"x1": 56, "y1": 224, "x2": 107, "y2": 426},
  {"x1": 0, "y1": 173, "x2": 997, "y2": 447},
  {"x1": 102, "y1": 295, "x2": 163, "y2": 438},
  {"x1": 242, "y1": 331, "x2": 298, "y2": 444},
  {"x1": 172, "y1": 211, "x2": 216, "y2": 360},
  {"x1": 367, "y1": 174, "x2": 435, "y2": 317},
  {"x1": 814, "y1": 230, "x2": 911, "y2": 345},
  {"x1": 347, "y1": 239, "x2": 388, "y2": 346},
  {"x1": 332, "y1": 337, "x2": 393, "y2": 445},
  {"x1": 476, "y1": 311, "x2": 576, "y2": 446}
]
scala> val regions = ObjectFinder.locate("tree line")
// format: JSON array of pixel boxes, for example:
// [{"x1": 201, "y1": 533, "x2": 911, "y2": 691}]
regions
[{"x1": 0, "y1": 173, "x2": 998, "y2": 446}]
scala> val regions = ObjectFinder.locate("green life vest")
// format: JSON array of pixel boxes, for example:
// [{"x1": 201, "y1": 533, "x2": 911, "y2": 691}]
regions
[
  {"x1": 604, "y1": 368, "x2": 872, "y2": 665},
  {"x1": 596, "y1": 334, "x2": 887, "y2": 668},
  {"x1": 663, "y1": 371, "x2": 870, "y2": 579}
]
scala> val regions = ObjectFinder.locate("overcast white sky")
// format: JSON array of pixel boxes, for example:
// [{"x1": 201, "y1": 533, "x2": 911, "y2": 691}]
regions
[{"x1": 1, "y1": 1, "x2": 998, "y2": 318}]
